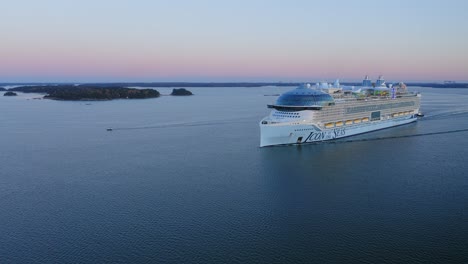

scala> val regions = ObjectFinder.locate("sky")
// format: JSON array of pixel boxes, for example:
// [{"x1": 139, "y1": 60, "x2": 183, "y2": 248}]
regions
[{"x1": 1, "y1": 0, "x2": 467, "y2": 82}]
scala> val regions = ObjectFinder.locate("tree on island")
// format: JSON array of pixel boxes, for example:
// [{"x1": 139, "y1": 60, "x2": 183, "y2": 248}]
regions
[{"x1": 171, "y1": 88, "x2": 193, "y2": 96}]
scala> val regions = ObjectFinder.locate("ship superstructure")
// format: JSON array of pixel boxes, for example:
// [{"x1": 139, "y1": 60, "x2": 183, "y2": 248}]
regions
[{"x1": 260, "y1": 76, "x2": 421, "y2": 147}]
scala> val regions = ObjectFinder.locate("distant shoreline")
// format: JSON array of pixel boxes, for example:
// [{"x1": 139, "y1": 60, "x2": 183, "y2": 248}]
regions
[{"x1": 1, "y1": 82, "x2": 468, "y2": 88}]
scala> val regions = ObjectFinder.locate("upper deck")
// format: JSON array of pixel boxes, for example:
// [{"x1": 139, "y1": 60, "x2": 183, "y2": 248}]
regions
[
  {"x1": 267, "y1": 83, "x2": 335, "y2": 111},
  {"x1": 263, "y1": 78, "x2": 421, "y2": 126},
  {"x1": 267, "y1": 78, "x2": 419, "y2": 112}
]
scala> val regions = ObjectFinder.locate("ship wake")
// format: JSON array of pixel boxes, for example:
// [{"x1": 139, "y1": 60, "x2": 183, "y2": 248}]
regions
[
  {"x1": 107, "y1": 116, "x2": 256, "y2": 131},
  {"x1": 321, "y1": 127, "x2": 468, "y2": 144}
]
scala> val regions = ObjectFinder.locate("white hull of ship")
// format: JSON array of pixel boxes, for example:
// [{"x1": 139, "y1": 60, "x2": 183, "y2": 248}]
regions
[{"x1": 260, "y1": 115, "x2": 417, "y2": 147}]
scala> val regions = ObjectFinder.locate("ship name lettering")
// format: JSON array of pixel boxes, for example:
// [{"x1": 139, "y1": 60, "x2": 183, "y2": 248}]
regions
[
  {"x1": 333, "y1": 128, "x2": 346, "y2": 137},
  {"x1": 306, "y1": 128, "x2": 345, "y2": 142}
]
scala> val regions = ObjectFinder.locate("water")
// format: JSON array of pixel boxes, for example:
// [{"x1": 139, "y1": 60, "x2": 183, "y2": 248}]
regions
[{"x1": 1, "y1": 87, "x2": 468, "y2": 263}]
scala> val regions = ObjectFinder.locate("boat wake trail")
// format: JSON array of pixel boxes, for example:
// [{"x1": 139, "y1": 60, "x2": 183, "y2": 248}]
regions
[
  {"x1": 108, "y1": 116, "x2": 256, "y2": 131},
  {"x1": 420, "y1": 109, "x2": 468, "y2": 121},
  {"x1": 322, "y1": 128, "x2": 468, "y2": 144}
]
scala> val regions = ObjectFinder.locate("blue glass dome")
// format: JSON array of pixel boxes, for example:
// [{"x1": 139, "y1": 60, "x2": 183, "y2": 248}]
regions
[{"x1": 275, "y1": 84, "x2": 335, "y2": 107}]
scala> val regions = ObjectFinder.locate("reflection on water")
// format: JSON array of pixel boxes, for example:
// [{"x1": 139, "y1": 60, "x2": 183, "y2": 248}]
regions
[{"x1": 1, "y1": 87, "x2": 468, "y2": 263}]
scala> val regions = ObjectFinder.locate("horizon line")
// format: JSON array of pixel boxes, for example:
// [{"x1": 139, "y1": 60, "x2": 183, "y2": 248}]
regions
[{"x1": 2, "y1": 80, "x2": 468, "y2": 85}]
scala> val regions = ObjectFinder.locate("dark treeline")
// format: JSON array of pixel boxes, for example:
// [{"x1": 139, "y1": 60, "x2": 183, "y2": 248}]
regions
[
  {"x1": 78, "y1": 82, "x2": 301, "y2": 87},
  {"x1": 2, "y1": 82, "x2": 468, "y2": 88},
  {"x1": 1, "y1": 82, "x2": 298, "y2": 87},
  {"x1": 409, "y1": 83, "x2": 468, "y2": 88}
]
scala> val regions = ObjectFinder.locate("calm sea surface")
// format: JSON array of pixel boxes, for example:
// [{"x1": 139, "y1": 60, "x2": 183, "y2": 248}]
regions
[{"x1": 1, "y1": 87, "x2": 467, "y2": 263}]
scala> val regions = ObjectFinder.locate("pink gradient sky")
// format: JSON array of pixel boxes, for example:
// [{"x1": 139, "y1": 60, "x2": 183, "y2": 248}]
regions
[{"x1": 1, "y1": 0, "x2": 467, "y2": 82}]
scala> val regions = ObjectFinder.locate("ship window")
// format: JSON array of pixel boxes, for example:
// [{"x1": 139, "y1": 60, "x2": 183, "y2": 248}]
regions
[{"x1": 371, "y1": 111, "x2": 381, "y2": 121}]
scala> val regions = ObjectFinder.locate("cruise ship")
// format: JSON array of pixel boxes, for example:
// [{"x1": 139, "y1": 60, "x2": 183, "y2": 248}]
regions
[{"x1": 260, "y1": 76, "x2": 421, "y2": 147}]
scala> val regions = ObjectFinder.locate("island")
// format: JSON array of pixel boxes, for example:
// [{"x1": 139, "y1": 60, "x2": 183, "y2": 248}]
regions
[
  {"x1": 10, "y1": 85, "x2": 160, "y2": 100},
  {"x1": 171, "y1": 88, "x2": 193, "y2": 96},
  {"x1": 4, "y1": 91, "x2": 17, "y2": 96}
]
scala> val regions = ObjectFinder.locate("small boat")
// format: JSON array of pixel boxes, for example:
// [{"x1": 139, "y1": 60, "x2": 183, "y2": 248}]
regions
[
  {"x1": 106, "y1": 128, "x2": 113, "y2": 131},
  {"x1": 416, "y1": 112, "x2": 424, "y2": 117}
]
